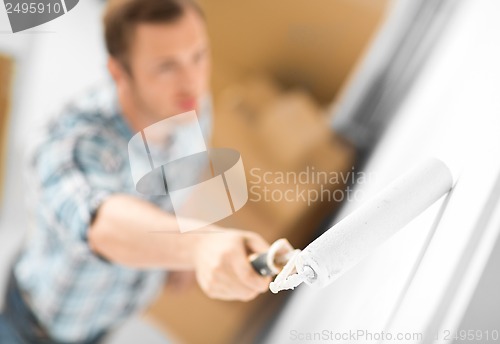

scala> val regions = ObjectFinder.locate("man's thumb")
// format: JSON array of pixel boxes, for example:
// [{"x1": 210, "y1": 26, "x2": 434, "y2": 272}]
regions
[{"x1": 244, "y1": 233, "x2": 270, "y2": 254}]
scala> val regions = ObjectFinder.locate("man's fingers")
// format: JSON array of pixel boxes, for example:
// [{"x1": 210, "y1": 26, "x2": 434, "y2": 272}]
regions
[
  {"x1": 203, "y1": 272, "x2": 258, "y2": 301},
  {"x1": 240, "y1": 233, "x2": 273, "y2": 292},
  {"x1": 194, "y1": 229, "x2": 273, "y2": 301},
  {"x1": 243, "y1": 232, "x2": 270, "y2": 254},
  {"x1": 196, "y1": 252, "x2": 261, "y2": 301},
  {"x1": 232, "y1": 249, "x2": 271, "y2": 293}
]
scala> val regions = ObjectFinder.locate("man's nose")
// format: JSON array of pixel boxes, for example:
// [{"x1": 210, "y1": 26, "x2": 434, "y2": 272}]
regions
[{"x1": 177, "y1": 65, "x2": 199, "y2": 92}]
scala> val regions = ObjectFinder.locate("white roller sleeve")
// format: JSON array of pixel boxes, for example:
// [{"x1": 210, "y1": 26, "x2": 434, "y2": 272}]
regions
[{"x1": 295, "y1": 157, "x2": 454, "y2": 289}]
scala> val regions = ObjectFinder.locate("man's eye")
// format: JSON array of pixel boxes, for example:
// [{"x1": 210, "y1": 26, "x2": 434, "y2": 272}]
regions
[{"x1": 159, "y1": 63, "x2": 175, "y2": 72}]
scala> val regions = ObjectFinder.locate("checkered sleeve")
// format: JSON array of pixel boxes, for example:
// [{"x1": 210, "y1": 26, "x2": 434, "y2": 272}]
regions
[{"x1": 33, "y1": 129, "x2": 126, "y2": 248}]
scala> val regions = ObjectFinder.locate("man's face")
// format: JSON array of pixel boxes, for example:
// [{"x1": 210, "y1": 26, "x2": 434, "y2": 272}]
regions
[{"x1": 120, "y1": 8, "x2": 210, "y2": 124}]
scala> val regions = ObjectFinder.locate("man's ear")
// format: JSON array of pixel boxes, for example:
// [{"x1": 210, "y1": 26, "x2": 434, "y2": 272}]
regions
[{"x1": 107, "y1": 56, "x2": 129, "y2": 86}]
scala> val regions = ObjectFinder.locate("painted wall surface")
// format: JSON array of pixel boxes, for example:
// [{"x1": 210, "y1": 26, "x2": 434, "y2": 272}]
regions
[{"x1": 264, "y1": 0, "x2": 500, "y2": 343}]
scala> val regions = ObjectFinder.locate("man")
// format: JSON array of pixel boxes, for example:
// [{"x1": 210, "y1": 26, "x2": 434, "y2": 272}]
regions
[{"x1": 0, "y1": 0, "x2": 272, "y2": 343}]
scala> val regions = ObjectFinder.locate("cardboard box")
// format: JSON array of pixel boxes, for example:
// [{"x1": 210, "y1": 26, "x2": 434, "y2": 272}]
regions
[
  {"x1": 197, "y1": 0, "x2": 389, "y2": 105},
  {"x1": 213, "y1": 76, "x2": 355, "y2": 228}
]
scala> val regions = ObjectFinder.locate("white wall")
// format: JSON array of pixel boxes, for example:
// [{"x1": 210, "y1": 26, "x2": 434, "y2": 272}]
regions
[
  {"x1": 0, "y1": 2, "x2": 169, "y2": 343},
  {"x1": 264, "y1": 0, "x2": 500, "y2": 343},
  {"x1": 0, "y1": 0, "x2": 108, "y2": 295}
]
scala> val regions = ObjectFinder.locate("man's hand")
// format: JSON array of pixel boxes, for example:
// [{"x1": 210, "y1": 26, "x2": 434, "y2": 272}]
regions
[
  {"x1": 89, "y1": 194, "x2": 271, "y2": 300},
  {"x1": 193, "y1": 229, "x2": 272, "y2": 301}
]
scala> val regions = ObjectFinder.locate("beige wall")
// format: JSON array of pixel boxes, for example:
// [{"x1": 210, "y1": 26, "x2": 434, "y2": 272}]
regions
[{"x1": 0, "y1": 55, "x2": 13, "y2": 206}]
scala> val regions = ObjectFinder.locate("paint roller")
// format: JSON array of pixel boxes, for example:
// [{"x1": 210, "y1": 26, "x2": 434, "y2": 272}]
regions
[{"x1": 249, "y1": 158, "x2": 454, "y2": 293}]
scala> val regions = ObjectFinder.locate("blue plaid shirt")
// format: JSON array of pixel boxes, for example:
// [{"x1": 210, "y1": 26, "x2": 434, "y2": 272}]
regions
[{"x1": 14, "y1": 81, "x2": 212, "y2": 342}]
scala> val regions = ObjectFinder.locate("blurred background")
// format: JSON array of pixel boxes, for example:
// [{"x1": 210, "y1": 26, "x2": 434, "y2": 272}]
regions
[{"x1": 1, "y1": 0, "x2": 500, "y2": 343}]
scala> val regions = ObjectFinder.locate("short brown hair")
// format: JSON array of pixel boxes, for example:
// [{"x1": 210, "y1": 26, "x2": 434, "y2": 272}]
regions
[{"x1": 103, "y1": 0, "x2": 203, "y2": 70}]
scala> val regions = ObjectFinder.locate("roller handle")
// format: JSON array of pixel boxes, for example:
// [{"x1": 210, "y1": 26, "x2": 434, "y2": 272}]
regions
[
  {"x1": 248, "y1": 238, "x2": 296, "y2": 276},
  {"x1": 250, "y1": 252, "x2": 275, "y2": 276}
]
